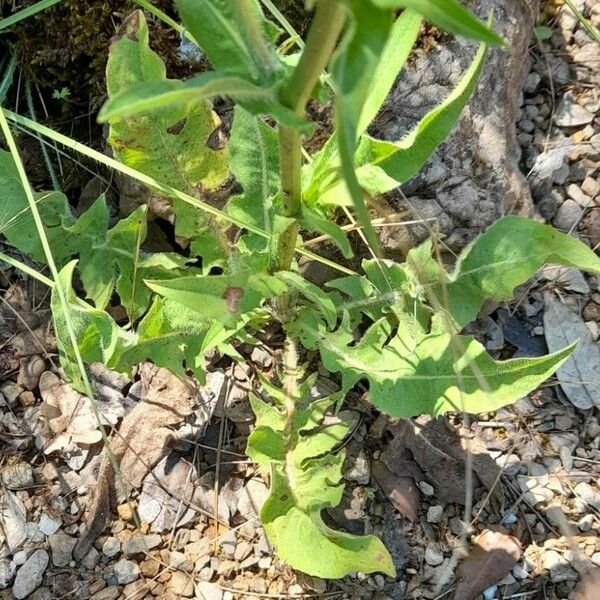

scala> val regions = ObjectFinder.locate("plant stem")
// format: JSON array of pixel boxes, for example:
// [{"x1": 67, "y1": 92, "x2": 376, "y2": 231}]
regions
[{"x1": 277, "y1": 0, "x2": 346, "y2": 265}]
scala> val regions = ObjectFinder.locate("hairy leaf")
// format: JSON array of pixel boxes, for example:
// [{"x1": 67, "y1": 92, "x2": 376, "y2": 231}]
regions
[
  {"x1": 411, "y1": 217, "x2": 600, "y2": 328},
  {"x1": 176, "y1": 0, "x2": 281, "y2": 81},
  {"x1": 315, "y1": 315, "x2": 575, "y2": 418},
  {"x1": 51, "y1": 262, "x2": 124, "y2": 391},
  {"x1": 247, "y1": 383, "x2": 395, "y2": 578},
  {"x1": 228, "y1": 106, "x2": 279, "y2": 240},
  {"x1": 331, "y1": 0, "x2": 393, "y2": 256},
  {"x1": 104, "y1": 10, "x2": 230, "y2": 261},
  {"x1": 372, "y1": 0, "x2": 505, "y2": 45}
]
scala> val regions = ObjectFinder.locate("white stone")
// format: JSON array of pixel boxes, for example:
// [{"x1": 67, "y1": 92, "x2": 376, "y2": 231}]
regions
[
  {"x1": 113, "y1": 560, "x2": 140, "y2": 585},
  {"x1": 0, "y1": 559, "x2": 16, "y2": 589},
  {"x1": 102, "y1": 537, "x2": 120, "y2": 558},
  {"x1": 38, "y1": 513, "x2": 62, "y2": 535},
  {"x1": 237, "y1": 479, "x2": 269, "y2": 521},
  {"x1": 555, "y1": 93, "x2": 595, "y2": 127},
  {"x1": 195, "y1": 581, "x2": 223, "y2": 600},
  {"x1": 425, "y1": 545, "x2": 444, "y2": 566}
]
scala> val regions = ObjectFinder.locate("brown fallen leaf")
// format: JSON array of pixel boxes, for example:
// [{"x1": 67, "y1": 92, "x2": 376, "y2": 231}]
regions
[
  {"x1": 454, "y1": 529, "x2": 522, "y2": 600},
  {"x1": 574, "y1": 567, "x2": 600, "y2": 600},
  {"x1": 372, "y1": 461, "x2": 420, "y2": 522},
  {"x1": 73, "y1": 365, "x2": 197, "y2": 560}
]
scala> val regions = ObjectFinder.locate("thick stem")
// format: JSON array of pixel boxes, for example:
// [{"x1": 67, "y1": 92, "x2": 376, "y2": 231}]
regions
[{"x1": 278, "y1": 0, "x2": 346, "y2": 225}]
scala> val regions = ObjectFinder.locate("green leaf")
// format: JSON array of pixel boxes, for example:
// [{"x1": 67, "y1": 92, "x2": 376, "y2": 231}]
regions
[
  {"x1": 110, "y1": 297, "x2": 233, "y2": 383},
  {"x1": 51, "y1": 262, "x2": 124, "y2": 391},
  {"x1": 100, "y1": 71, "x2": 307, "y2": 132},
  {"x1": 229, "y1": 106, "x2": 280, "y2": 234},
  {"x1": 332, "y1": 0, "x2": 394, "y2": 256},
  {"x1": 316, "y1": 38, "x2": 487, "y2": 206},
  {"x1": 420, "y1": 216, "x2": 600, "y2": 328},
  {"x1": 372, "y1": 0, "x2": 505, "y2": 45},
  {"x1": 247, "y1": 385, "x2": 395, "y2": 578},
  {"x1": 357, "y1": 9, "x2": 423, "y2": 135},
  {"x1": 301, "y1": 208, "x2": 353, "y2": 259},
  {"x1": 145, "y1": 271, "x2": 287, "y2": 327},
  {"x1": 176, "y1": 0, "x2": 281, "y2": 80},
  {"x1": 103, "y1": 10, "x2": 230, "y2": 261},
  {"x1": 317, "y1": 316, "x2": 576, "y2": 418}
]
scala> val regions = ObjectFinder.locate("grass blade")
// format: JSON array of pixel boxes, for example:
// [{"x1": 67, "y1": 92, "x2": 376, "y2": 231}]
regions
[
  {"x1": 564, "y1": 0, "x2": 600, "y2": 45},
  {"x1": 0, "y1": 0, "x2": 62, "y2": 32}
]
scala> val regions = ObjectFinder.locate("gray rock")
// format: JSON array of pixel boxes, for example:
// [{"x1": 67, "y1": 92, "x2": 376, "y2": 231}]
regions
[
  {"x1": 122, "y1": 534, "x2": 162, "y2": 557},
  {"x1": 81, "y1": 548, "x2": 101, "y2": 570},
  {"x1": 555, "y1": 93, "x2": 595, "y2": 127},
  {"x1": 574, "y1": 482, "x2": 600, "y2": 510},
  {"x1": 101, "y1": 537, "x2": 120, "y2": 558},
  {"x1": 425, "y1": 545, "x2": 444, "y2": 566},
  {"x1": 12, "y1": 549, "x2": 48, "y2": 600},
  {"x1": 427, "y1": 505, "x2": 444, "y2": 524},
  {"x1": 113, "y1": 559, "x2": 140, "y2": 585},
  {"x1": 553, "y1": 199, "x2": 582, "y2": 231},
  {"x1": 541, "y1": 550, "x2": 578, "y2": 583},
  {"x1": 195, "y1": 581, "x2": 224, "y2": 600},
  {"x1": 0, "y1": 490, "x2": 27, "y2": 552},
  {"x1": 376, "y1": 0, "x2": 539, "y2": 250},
  {"x1": 12, "y1": 551, "x2": 27, "y2": 566},
  {"x1": 49, "y1": 533, "x2": 76, "y2": 567},
  {"x1": 0, "y1": 559, "x2": 16, "y2": 589},
  {"x1": 1, "y1": 463, "x2": 34, "y2": 490},
  {"x1": 237, "y1": 479, "x2": 269, "y2": 521},
  {"x1": 38, "y1": 513, "x2": 62, "y2": 535},
  {"x1": 344, "y1": 451, "x2": 370, "y2": 485}
]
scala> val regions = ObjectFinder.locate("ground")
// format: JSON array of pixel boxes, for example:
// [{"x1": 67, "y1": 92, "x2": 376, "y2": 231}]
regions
[{"x1": 0, "y1": 1, "x2": 600, "y2": 600}]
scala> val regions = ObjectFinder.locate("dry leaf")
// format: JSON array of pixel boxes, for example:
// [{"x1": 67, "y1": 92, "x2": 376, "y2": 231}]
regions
[
  {"x1": 454, "y1": 529, "x2": 522, "y2": 600},
  {"x1": 74, "y1": 365, "x2": 198, "y2": 560},
  {"x1": 372, "y1": 462, "x2": 420, "y2": 522},
  {"x1": 544, "y1": 292, "x2": 600, "y2": 409},
  {"x1": 574, "y1": 567, "x2": 600, "y2": 600}
]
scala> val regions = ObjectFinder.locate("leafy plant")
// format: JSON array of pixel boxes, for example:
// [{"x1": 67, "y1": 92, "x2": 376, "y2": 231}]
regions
[{"x1": 2, "y1": 0, "x2": 600, "y2": 581}]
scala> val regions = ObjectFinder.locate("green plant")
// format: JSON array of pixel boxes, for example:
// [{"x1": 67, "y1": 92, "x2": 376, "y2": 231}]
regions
[{"x1": 2, "y1": 0, "x2": 600, "y2": 580}]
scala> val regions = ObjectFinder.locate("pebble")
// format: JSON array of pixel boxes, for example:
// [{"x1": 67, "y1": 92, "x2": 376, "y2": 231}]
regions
[
  {"x1": 418, "y1": 481, "x2": 435, "y2": 496},
  {"x1": 168, "y1": 572, "x2": 194, "y2": 597},
  {"x1": 578, "y1": 514, "x2": 594, "y2": 532},
  {"x1": 574, "y1": 482, "x2": 600, "y2": 510},
  {"x1": 424, "y1": 545, "x2": 444, "y2": 566},
  {"x1": 82, "y1": 548, "x2": 101, "y2": 570},
  {"x1": 49, "y1": 533, "x2": 77, "y2": 567},
  {"x1": 345, "y1": 452, "x2": 370, "y2": 485},
  {"x1": 113, "y1": 559, "x2": 140, "y2": 585},
  {"x1": 92, "y1": 587, "x2": 120, "y2": 600},
  {"x1": 426, "y1": 505, "x2": 444, "y2": 524},
  {"x1": 102, "y1": 537, "x2": 121, "y2": 558},
  {"x1": 483, "y1": 585, "x2": 498, "y2": 600},
  {"x1": 196, "y1": 581, "x2": 223, "y2": 600},
  {"x1": 12, "y1": 551, "x2": 27, "y2": 566},
  {"x1": 38, "y1": 513, "x2": 62, "y2": 535},
  {"x1": 1, "y1": 463, "x2": 34, "y2": 490},
  {"x1": 237, "y1": 479, "x2": 269, "y2": 521},
  {"x1": 553, "y1": 199, "x2": 581, "y2": 231},
  {"x1": 512, "y1": 563, "x2": 529, "y2": 580},
  {"x1": 0, "y1": 559, "x2": 16, "y2": 589},
  {"x1": 592, "y1": 552, "x2": 600, "y2": 567},
  {"x1": 555, "y1": 93, "x2": 595, "y2": 127},
  {"x1": 122, "y1": 534, "x2": 162, "y2": 557},
  {"x1": 541, "y1": 550, "x2": 578, "y2": 583},
  {"x1": 12, "y1": 549, "x2": 48, "y2": 600}
]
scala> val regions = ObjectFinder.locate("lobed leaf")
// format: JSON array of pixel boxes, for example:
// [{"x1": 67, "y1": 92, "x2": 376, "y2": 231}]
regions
[
  {"x1": 247, "y1": 386, "x2": 395, "y2": 578},
  {"x1": 411, "y1": 217, "x2": 600, "y2": 328}
]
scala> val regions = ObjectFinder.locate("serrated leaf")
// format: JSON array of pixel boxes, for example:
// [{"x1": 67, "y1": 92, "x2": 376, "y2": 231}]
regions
[
  {"x1": 145, "y1": 271, "x2": 287, "y2": 327},
  {"x1": 103, "y1": 10, "x2": 230, "y2": 261},
  {"x1": 176, "y1": 0, "x2": 281, "y2": 81},
  {"x1": 316, "y1": 316, "x2": 576, "y2": 418},
  {"x1": 247, "y1": 385, "x2": 395, "y2": 578},
  {"x1": 51, "y1": 262, "x2": 124, "y2": 391},
  {"x1": 372, "y1": 0, "x2": 505, "y2": 46},
  {"x1": 414, "y1": 217, "x2": 600, "y2": 328}
]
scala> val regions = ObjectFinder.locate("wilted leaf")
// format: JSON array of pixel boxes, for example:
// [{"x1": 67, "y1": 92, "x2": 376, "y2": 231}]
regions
[
  {"x1": 103, "y1": 11, "x2": 230, "y2": 262},
  {"x1": 247, "y1": 378, "x2": 395, "y2": 578},
  {"x1": 543, "y1": 293, "x2": 600, "y2": 409},
  {"x1": 372, "y1": 461, "x2": 420, "y2": 521},
  {"x1": 454, "y1": 529, "x2": 522, "y2": 600}
]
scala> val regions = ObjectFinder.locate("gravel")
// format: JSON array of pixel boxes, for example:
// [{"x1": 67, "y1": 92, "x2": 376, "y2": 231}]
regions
[
  {"x1": 11, "y1": 549, "x2": 48, "y2": 600},
  {"x1": 113, "y1": 559, "x2": 140, "y2": 585}
]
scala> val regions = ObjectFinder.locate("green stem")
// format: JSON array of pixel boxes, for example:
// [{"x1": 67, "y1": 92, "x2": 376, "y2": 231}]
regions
[{"x1": 277, "y1": 0, "x2": 346, "y2": 270}]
